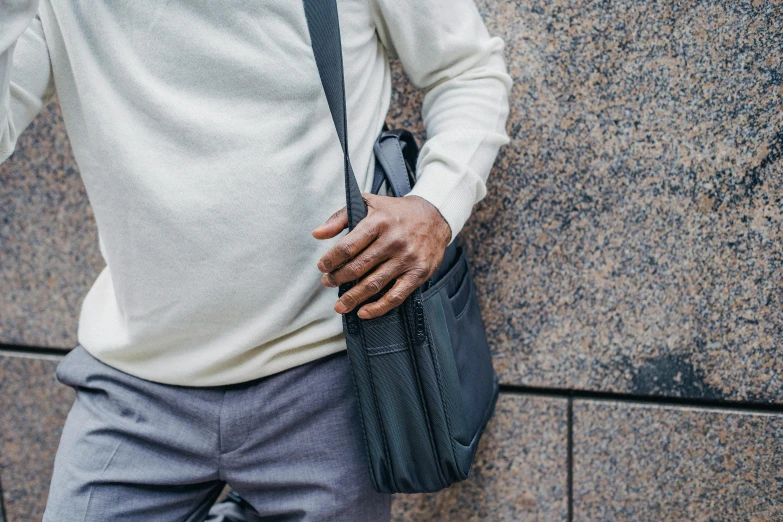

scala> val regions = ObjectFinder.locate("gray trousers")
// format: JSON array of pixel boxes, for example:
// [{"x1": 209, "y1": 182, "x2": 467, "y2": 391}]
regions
[{"x1": 43, "y1": 345, "x2": 391, "y2": 521}]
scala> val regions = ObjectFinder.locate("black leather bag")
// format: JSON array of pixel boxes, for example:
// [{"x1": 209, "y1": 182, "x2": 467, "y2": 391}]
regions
[{"x1": 303, "y1": 0, "x2": 499, "y2": 494}]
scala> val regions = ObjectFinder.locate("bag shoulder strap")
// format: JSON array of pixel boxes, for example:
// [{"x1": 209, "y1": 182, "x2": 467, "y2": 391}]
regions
[
  {"x1": 374, "y1": 134, "x2": 412, "y2": 196},
  {"x1": 303, "y1": 0, "x2": 368, "y2": 231}
]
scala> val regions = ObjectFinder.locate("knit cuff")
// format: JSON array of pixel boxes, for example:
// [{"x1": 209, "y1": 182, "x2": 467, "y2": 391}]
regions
[{"x1": 403, "y1": 161, "x2": 479, "y2": 247}]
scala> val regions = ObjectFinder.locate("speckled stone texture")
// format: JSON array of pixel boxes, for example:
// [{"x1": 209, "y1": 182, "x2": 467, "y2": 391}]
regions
[
  {"x1": 0, "y1": 101, "x2": 102, "y2": 349},
  {"x1": 477, "y1": 0, "x2": 782, "y2": 401},
  {"x1": 0, "y1": 353, "x2": 73, "y2": 521},
  {"x1": 392, "y1": 394, "x2": 568, "y2": 522},
  {"x1": 461, "y1": 0, "x2": 781, "y2": 403},
  {"x1": 573, "y1": 400, "x2": 783, "y2": 521}
]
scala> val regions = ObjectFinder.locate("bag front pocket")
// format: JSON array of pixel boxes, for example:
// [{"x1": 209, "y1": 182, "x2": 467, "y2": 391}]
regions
[
  {"x1": 448, "y1": 263, "x2": 471, "y2": 319},
  {"x1": 422, "y1": 248, "x2": 496, "y2": 451},
  {"x1": 444, "y1": 270, "x2": 496, "y2": 444}
]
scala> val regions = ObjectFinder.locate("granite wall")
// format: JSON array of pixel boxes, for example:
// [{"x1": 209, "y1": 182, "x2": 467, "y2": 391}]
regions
[{"x1": 1, "y1": 0, "x2": 781, "y2": 520}]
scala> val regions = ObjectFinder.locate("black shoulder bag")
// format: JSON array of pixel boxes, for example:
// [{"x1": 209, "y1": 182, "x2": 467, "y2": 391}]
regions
[{"x1": 303, "y1": 0, "x2": 500, "y2": 494}]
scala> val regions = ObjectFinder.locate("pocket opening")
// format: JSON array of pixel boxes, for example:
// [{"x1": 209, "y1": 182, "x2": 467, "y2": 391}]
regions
[{"x1": 449, "y1": 269, "x2": 472, "y2": 320}]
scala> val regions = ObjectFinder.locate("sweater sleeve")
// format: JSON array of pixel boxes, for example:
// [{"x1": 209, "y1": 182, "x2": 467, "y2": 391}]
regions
[
  {"x1": 370, "y1": 0, "x2": 513, "y2": 245},
  {"x1": 1, "y1": 0, "x2": 55, "y2": 164}
]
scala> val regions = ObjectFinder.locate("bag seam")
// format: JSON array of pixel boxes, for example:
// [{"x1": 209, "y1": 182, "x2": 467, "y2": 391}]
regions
[
  {"x1": 341, "y1": 315, "x2": 381, "y2": 492},
  {"x1": 366, "y1": 344, "x2": 409, "y2": 357},
  {"x1": 425, "y1": 297, "x2": 468, "y2": 482},
  {"x1": 407, "y1": 292, "x2": 449, "y2": 489},
  {"x1": 358, "y1": 315, "x2": 399, "y2": 492}
]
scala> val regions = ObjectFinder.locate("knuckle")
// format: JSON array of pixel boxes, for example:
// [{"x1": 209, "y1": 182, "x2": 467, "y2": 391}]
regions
[
  {"x1": 341, "y1": 293, "x2": 357, "y2": 308},
  {"x1": 409, "y1": 264, "x2": 429, "y2": 280},
  {"x1": 379, "y1": 211, "x2": 396, "y2": 228},
  {"x1": 365, "y1": 277, "x2": 384, "y2": 295},
  {"x1": 351, "y1": 253, "x2": 375, "y2": 278},
  {"x1": 336, "y1": 242, "x2": 353, "y2": 258},
  {"x1": 388, "y1": 234, "x2": 406, "y2": 250},
  {"x1": 346, "y1": 263, "x2": 364, "y2": 280},
  {"x1": 386, "y1": 292, "x2": 406, "y2": 307},
  {"x1": 376, "y1": 216, "x2": 392, "y2": 233},
  {"x1": 362, "y1": 226, "x2": 377, "y2": 242},
  {"x1": 403, "y1": 245, "x2": 420, "y2": 262}
]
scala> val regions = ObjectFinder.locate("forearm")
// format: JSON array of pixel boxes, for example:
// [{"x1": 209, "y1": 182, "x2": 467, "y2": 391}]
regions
[
  {"x1": 1, "y1": 0, "x2": 50, "y2": 163},
  {"x1": 404, "y1": 47, "x2": 512, "y2": 245},
  {"x1": 372, "y1": 0, "x2": 513, "y2": 245}
]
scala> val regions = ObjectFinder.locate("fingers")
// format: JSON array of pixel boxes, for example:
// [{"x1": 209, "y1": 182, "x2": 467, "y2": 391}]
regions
[
  {"x1": 313, "y1": 193, "x2": 437, "y2": 319},
  {"x1": 321, "y1": 234, "x2": 395, "y2": 287},
  {"x1": 333, "y1": 258, "x2": 406, "y2": 315},
  {"x1": 316, "y1": 218, "x2": 380, "y2": 272},
  {"x1": 311, "y1": 206, "x2": 348, "y2": 240},
  {"x1": 356, "y1": 269, "x2": 427, "y2": 319}
]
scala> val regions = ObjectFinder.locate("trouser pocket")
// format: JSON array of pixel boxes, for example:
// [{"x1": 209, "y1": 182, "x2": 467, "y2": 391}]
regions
[{"x1": 55, "y1": 344, "x2": 85, "y2": 387}]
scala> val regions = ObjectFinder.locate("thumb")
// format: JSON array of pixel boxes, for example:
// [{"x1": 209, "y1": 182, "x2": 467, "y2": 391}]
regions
[{"x1": 312, "y1": 206, "x2": 348, "y2": 239}]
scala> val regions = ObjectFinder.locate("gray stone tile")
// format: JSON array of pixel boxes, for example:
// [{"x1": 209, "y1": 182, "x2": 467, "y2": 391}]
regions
[
  {"x1": 573, "y1": 400, "x2": 783, "y2": 521},
  {"x1": 0, "y1": 101, "x2": 102, "y2": 349},
  {"x1": 462, "y1": 0, "x2": 782, "y2": 401},
  {"x1": 392, "y1": 394, "x2": 568, "y2": 521},
  {"x1": 0, "y1": 353, "x2": 72, "y2": 521},
  {"x1": 465, "y1": 0, "x2": 782, "y2": 401}
]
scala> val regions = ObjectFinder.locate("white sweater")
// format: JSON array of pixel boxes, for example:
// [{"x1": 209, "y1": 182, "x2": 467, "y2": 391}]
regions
[{"x1": 1, "y1": 0, "x2": 512, "y2": 386}]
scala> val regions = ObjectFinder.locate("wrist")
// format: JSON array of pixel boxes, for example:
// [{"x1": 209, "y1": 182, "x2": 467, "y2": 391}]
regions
[{"x1": 410, "y1": 195, "x2": 452, "y2": 250}]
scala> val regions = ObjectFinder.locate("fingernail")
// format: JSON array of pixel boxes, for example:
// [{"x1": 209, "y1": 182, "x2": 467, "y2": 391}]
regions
[
  {"x1": 334, "y1": 301, "x2": 348, "y2": 314},
  {"x1": 322, "y1": 273, "x2": 336, "y2": 287},
  {"x1": 357, "y1": 308, "x2": 370, "y2": 319}
]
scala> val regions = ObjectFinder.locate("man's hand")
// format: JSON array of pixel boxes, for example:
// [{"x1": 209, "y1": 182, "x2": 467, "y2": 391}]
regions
[{"x1": 312, "y1": 193, "x2": 452, "y2": 320}]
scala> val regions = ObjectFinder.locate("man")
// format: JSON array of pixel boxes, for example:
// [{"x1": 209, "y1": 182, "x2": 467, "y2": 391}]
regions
[{"x1": 1, "y1": 0, "x2": 512, "y2": 519}]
